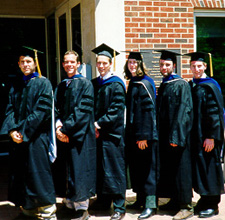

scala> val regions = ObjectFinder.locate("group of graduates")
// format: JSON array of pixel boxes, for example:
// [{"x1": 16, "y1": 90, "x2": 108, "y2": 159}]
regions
[{"x1": 0, "y1": 43, "x2": 224, "y2": 220}]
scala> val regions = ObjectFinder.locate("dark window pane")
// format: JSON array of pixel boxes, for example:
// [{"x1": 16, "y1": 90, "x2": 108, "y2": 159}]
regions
[
  {"x1": 196, "y1": 17, "x2": 225, "y2": 98},
  {"x1": 47, "y1": 13, "x2": 57, "y2": 89},
  {"x1": 71, "y1": 4, "x2": 82, "y2": 61},
  {"x1": 59, "y1": 13, "x2": 67, "y2": 80}
]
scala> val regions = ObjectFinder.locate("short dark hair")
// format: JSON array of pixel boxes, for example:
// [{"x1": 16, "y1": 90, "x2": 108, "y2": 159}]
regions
[
  {"x1": 64, "y1": 50, "x2": 80, "y2": 62},
  {"x1": 18, "y1": 55, "x2": 36, "y2": 63}
]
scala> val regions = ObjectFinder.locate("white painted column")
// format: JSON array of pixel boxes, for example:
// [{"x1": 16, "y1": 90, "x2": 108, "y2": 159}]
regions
[{"x1": 93, "y1": 0, "x2": 126, "y2": 78}]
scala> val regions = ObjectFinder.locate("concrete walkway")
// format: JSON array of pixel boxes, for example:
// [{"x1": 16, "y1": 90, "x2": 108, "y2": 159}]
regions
[
  {"x1": 0, "y1": 156, "x2": 224, "y2": 220},
  {"x1": 0, "y1": 190, "x2": 225, "y2": 220}
]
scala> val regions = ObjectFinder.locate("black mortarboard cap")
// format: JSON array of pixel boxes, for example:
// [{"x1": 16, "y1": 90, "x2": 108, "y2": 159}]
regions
[
  {"x1": 183, "y1": 52, "x2": 208, "y2": 62},
  {"x1": 18, "y1": 46, "x2": 34, "y2": 59},
  {"x1": 121, "y1": 51, "x2": 143, "y2": 61},
  {"x1": 155, "y1": 50, "x2": 181, "y2": 64},
  {"x1": 128, "y1": 52, "x2": 143, "y2": 61},
  {"x1": 92, "y1": 43, "x2": 120, "y2": 59},
  {"x1": 18, "y1": 46, "x2": 44, "y2": 58},
  {"x1": 122, "y1": 51, "x2": 151, "y2": 61}
]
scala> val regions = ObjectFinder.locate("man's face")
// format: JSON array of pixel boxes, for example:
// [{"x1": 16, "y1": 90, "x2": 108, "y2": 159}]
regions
[
  {"x1": 128, "y1": 59, "x2": 138, "y2": 77},
  {"x1": 159, "y1": 59, "x2": 174, "y2": 77},
  {"x1": 96, "y1": 55, "x2": 112, "y2": 77},
  {"x1": 190, "y1": 61, "x2": 207, "y2": 79},
  {"x1": 63, "y1": 54, "x2": 80, "y2": 78},
  {"x1": 18, "y1": 56, "x2": 36, "y2": 76}
]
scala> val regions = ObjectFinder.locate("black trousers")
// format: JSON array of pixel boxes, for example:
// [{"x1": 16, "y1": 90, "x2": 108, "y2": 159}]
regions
[
  {"x1": 97, "y1": 193, "x2": 126, "y2": 213},
  {"x1": 196, "y1": 195, "x2": 221, "y2": 210}
]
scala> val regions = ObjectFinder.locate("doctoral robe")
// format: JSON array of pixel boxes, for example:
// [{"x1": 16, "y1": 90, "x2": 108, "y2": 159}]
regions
[
  {"x1": 125, "y1": 76, "x2": 159, "y2": 197},
  {"x1": 189, "y1": 79, "x2": 224, "y2": 195},
  {"x1": 1, "y1": 74, "x2": 56, "y2": 209},
  {"x1": 53, "y1": 75, "x2": 96, "y2": 202},
  {"x1": 157, "y1": 75, "x2": 193, "y2": 205},
  {"x1": 92, "y1": 76, "x2": 126, "y2": 195}
]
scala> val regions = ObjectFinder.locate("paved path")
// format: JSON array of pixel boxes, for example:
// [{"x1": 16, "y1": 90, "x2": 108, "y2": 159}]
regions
[
  {"x1": 0, "y1": 190, "x2": 225, "y2": 220},
  {"x1": 0, "y1": 156, "x2": 224, "y2": 220}
]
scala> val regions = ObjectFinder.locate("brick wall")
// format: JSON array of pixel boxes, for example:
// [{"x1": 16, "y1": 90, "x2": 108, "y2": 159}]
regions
[
  {"x1": 124, "y1": 0, "x2": 194, "y2": 80},
  {"x1": 124, "y1": 0, "x2": 225, "y2": 81}
]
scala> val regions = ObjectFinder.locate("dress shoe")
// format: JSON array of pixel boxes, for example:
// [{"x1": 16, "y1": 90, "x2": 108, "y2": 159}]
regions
[
  {"x1": 126, "y1": 201, "x2": 144, "y2": 210},
  {"x1": 138, "y1": 208, "x2": 156, "y2": 219},
  {"x1": 20, "y1": 207, "x2": 38, "y2": 217},
  {"x1": 199, "y1": 208, "x2": 219, "y2": 218},
  {"x1": 110, "y1": 211, "x2": 125, "y2": 220},
  {"x1": 63, "y1": 198, "x2": 75, "y2": 209},
  {"x1": 73, "y1": 210, "x2": 90, "y2": 220},
  {"x1": 43, "y1": 214, "x2": 57, "y2": 220},
  {"x1": 159, "y1": 200, "x2": 180, "y2": 211},
  {"x1": 173, "y1": 209, "x2": 194, "y2": 220}
]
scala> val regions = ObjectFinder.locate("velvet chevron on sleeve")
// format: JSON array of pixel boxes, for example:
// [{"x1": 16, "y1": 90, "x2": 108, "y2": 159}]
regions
[
  {"x1": 157, "y1": 77, "x2": 193, "y2": 204},
  {"x1": 190, "y1": 81, "x2": 224, "y2": 195},
  {"x1": 0, "y1": 76, "x2": 56, "y2": 210},
  {"x1": 53, "y1": 77, "x2": 96, "y2": 202},
  {"x1": 92, "y1": 77, "x2": 126, "y2": 195}
]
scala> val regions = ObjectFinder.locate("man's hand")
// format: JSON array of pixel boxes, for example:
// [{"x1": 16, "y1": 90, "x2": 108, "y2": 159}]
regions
[
  {"x1": 136, "y1": 140, "x2": 148, "y2": 150},
  {"x1": 170, "y1": 143, "x2": 178, "y2": 147},
  {"x1": 95, "y1": 128, "x2": 100, "y2": 139},
  {"x1": 10, "y1": 131, "x2": 23, "y2": 144},
  {"x1": 203, "y1": 138, "x2": 214, "y2": 152},
  {"x1": 56, "y1": 127, "x2": 69, "y2": 143}
]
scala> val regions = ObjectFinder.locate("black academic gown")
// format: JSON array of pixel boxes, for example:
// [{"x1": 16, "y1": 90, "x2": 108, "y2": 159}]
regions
[
  {"x1": 125, "y1": 77, "x2": 159, "y2": 197},
  {"x1": 53, "y1": 75, "x2": 96, "y2": 202},
  {"x1": 189, "y1": 80, "x2": 224, "y2": 196},
  {"x1": 157, "y1": 75, "x2": 193, "y2": 205},
  {"x1": 1, "y1": 75, "x2": 56, "y2": 209},
  {"x1": 92, "y1": 76, "x2": 126, "y2": 195}
]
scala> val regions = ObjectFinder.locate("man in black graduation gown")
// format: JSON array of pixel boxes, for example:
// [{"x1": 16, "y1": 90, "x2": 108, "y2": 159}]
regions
[
  {"x1": 156, "y1": 50, "x2": 193, "y2": 220},
  {"x1": 186, "y1": 52, "x2": 224, "y2": 218},
  {"x1": 91, "y1": 43, "x2": 126, "y2": 220},
  {"x1": 53, "y1": 50, "x2": 96, "y2": 220},
  {"x1": 0, "y1": 47, "x2": 57, "y2": 219}
]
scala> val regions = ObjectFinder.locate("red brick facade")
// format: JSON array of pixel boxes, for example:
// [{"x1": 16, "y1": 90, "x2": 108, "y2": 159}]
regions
[{"x1": 124, "y1": 0, "x2": 225, "y2": 80}]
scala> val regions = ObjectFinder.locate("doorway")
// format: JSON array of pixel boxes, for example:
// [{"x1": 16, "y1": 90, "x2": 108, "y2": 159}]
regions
[
  {"x1": 0, "y1": 17, "x2": 46, "y2": 127},
  {"x1": 55, "y1": 1, "x2": 82, "y2": 83}
]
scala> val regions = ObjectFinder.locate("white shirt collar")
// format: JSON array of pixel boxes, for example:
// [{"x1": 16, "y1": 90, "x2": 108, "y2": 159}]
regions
[
  {"x1": 201, "y1": 73, "x2": 207, "y2": 78},
  {"x1": 101, "y1": 71, "x2": 113, "y2": 80}
]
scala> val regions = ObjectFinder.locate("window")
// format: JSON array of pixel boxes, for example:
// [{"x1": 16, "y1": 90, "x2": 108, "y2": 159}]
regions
[
  {"x1": 47, "y1": 13, "x2": 57, "y2": 88},
  {"x1": 71, "y1": 4, "x2": 82, "y2": 61},
  {"x1": 195, "y1": 14, "x2": 225, "y2": 98},
  {"x1": 55, "y1": 1, "x2": 82, "y2": 82}
]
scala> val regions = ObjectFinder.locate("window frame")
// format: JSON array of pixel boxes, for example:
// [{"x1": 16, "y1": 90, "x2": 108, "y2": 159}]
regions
[{"x1": 194, "y1": 10, "x2": 225, "y2": 51}]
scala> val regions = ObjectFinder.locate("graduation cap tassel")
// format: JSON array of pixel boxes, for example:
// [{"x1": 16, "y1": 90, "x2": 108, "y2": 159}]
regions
[
  {"x1": 208, "y1": 53, "x2": 213, "y2": 77},
  {"x1": 113, "y1": 50, "x2": 116, "y2": 72},
  {"x1": 34, "y1": 49, "x2": 42, "y2": 78}
]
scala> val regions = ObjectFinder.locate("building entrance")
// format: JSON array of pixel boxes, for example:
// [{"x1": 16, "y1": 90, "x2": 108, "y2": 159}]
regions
[{"x1": 0, "y1": 17, "x2": 46, "y2": 128}]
